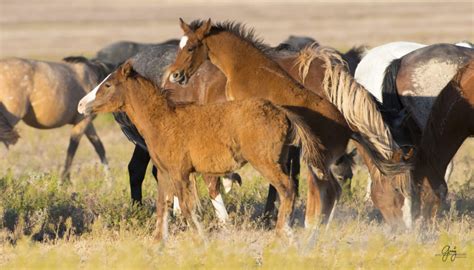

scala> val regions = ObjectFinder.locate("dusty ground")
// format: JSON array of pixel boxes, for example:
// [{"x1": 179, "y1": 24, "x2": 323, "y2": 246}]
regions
[{"x1": 1, "y1": 1, "x2": 473, "y2": 59}]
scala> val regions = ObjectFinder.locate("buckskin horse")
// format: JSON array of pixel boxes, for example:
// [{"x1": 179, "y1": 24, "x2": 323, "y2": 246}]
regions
[{"x1": 0, "y1": 56, "x2": 113, "y2": 180}]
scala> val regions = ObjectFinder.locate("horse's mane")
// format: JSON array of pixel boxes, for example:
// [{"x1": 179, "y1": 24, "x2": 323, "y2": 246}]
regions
[
  {"x1": 189, "y1": 20, "x2": 270, "y2": 52},
  {"x1": 63, "y1": 56, "x2": 90, "y2": 64},
  {"x1": 64, "y1": 56, "x2": 114, "y2": 82},
  {"x1": 294, "y1": 44, "x2": 412, "y2": 174}
]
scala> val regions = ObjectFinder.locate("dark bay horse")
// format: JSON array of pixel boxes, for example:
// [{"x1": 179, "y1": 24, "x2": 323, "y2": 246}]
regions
[
  {"x1": 0, "y1": 56, "x2": 113, "y2": 180},
  {"x1": 78, "y1": 61, "x2": 325, "y2": 240},
  {"x1": 356, "y1": 43, "x2": 474, "y2": 224},
  {"x1": 167, "y1": 19, "x2": 411, "y2": 227}
]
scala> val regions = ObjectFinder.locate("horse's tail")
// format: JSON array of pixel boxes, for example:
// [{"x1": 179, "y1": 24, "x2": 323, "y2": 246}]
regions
[
  {"x1": 0, "y1": 105, "x2": 19, "y2": 148},
  {"x1": 382, "y1": 58, "x2": 404, "y2": 112},
  {"x1": 297, "y1": 46, "x2": 412, "y2": 175},
  {"x1": 280, "y1": 107, "x2": 326, "y2": 173}
]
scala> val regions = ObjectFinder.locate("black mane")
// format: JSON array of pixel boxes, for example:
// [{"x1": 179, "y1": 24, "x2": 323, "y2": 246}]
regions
[
  {"x1": 62, "y1": 56, "x2": 90, "y2": 64},
  {"x1": 189, "y1": 20, "x2": 269, "y2": 52}
]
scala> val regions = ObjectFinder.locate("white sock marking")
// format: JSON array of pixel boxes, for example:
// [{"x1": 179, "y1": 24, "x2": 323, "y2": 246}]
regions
[
  {"x1": 211, "y1": 194, "x2": 228, "y2": 223},
  {"x1": 172, "y1": 196, "x2": 181, "y2": 216},
  {"x1": 222, "y1": 177, "x2": 233, "y2": 193}
]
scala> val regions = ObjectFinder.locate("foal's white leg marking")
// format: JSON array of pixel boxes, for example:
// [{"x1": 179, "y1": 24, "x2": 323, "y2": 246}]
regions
[
  {"x1": 402, "y1": 196, "x2": 412, "y2": 229},
  {"x1": 162, "y1": 204, "x2": 169, "y2": 240},
  {"x1": 179, "y1": 36, "x2": 188, "y2": 49},
  {"x1": 172, "y1": 196, "x2": 181, "y2": 216},
  {"x1": 222, "y1": 177, "x2": 233, "y2": 193},
  {"x1": 77, "y1": 74, "x2": 112, "y2": 114},
  {"x1": 211, "y1": 194, "x2": 229, "y2": 223}
]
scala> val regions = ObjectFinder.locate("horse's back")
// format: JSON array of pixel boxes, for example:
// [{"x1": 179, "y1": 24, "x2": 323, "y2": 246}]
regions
[
  {"x1": 355, "y1": 41, "x2": 425, "y2": 101},
  {"x1": 397, "y1": 43, "x2": 474, "y2": 128}
]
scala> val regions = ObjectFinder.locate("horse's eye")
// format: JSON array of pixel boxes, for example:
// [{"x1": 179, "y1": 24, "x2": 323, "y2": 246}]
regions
[
  {"x1": 104, "y1": 82, "x2": 111, "y2": 88},
  {"x1": 187, "y1": 46, "x2": 195, "y2": 52}
]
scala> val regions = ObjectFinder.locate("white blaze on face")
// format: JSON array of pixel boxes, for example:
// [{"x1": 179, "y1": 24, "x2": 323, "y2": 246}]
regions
[
  {"x1": 211, "y1": 194, "x2": 228, "y2": 223},
  {"x1": 77, "y1": 73, "x2": 112, "y2": 114},
  {"x1": 402, "y1": 196, "x2": 412, "y2": 229},
  {"x1": 179, "y1": 36, "x2": 189, "y2": 49}
]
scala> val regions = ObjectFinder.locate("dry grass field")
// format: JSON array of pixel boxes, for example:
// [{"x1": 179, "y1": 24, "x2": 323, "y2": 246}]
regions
[{"x1": 0, "y1": 0, "x2": 473, "y2": 269}]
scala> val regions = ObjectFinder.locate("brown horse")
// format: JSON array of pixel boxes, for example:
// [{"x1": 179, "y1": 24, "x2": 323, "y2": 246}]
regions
[
  {"x1": 167, "y1": 19, "x2": 411, "y2": 227},
  {"x1": 359, "y1": 44, "x2": 474, "y2": 225},
  {"x1": 413, "y1": 59, "x2": 474, "y2": 221},
  {"x1": 0, "y1": 56, "x2": 112, "y2": 180},
  {"x1": 78, "y1": 61, "x2": 325, "y2": 240}
]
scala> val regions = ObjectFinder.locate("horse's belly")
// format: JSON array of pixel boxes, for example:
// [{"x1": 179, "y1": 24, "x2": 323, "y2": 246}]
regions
[
  {"x1": 23, "y1": 98, "x2": 78, "y2": 129},
  {"x1": 190, "y1": 146, "x2": 244, "y2": 174}
]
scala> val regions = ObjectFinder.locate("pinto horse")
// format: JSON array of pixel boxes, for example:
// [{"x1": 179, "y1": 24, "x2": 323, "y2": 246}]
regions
[
  {"x1": 167, "y1": 19, "x2": 410, "y2": 227},
  {"x1": 78, "y1": 61, "x2": 325, "y2": 240},
  {"x1": 355, "y1": 42, "x2": 474, "y2": 224},
  {"x1": 0, "y1": 56, "x2": 113, "y2": 180}
]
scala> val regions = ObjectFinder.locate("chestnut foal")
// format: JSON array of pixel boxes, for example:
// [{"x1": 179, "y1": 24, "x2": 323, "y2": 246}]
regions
[{"x1": 78, "y1": 62, "x2": 325, "y2": 240}]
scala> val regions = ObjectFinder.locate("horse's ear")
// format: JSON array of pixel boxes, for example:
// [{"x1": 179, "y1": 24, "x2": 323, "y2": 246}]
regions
[
  {"x1": 196, "y1": 18, "x2": 212, "y2": 39},
  {"x1": 179, "y1": 18, "x2": 191, "y2": 33},
  {"x1": 121, "y1": 61, "x2": 135, "y2": 78}
]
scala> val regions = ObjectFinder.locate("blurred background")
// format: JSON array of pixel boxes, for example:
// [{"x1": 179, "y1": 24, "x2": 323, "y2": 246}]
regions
[{"x1": 1, "y1": 0, "x2": 473, "y2": 60}]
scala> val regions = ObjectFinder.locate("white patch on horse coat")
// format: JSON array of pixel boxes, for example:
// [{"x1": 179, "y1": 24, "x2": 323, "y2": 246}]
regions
[
  {"x1": 407, "y1": 58, "x2": 459, "y2": 129},
  {"x1": 77, "y1": 73, "x2": 111, "y2": 114},
  {"x1": 354, "y1": 42, "x2": 425, "y2": 101},
  {"x1": 222, "y1": 177, "x2": 233, "y2": 193},
  {"x1": 172, "y1": 196, "x2": 181, "y2": 216},
  {"x1": 455, "y1": 42, "x2": 473, "y2": 49},
  {"x1": 179, "y1": 36, "x2": 188, "y2": 49},
  {"x1": 211, "y1": 194, "x2": 229, "y2": 223},
  {"x1": 402, "y1": 196, "x2": 412, "y2": 229}
]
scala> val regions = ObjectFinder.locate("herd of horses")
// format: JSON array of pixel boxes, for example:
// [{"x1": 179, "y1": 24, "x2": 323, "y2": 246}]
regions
[{"x1": 1, "y1": 18, "x2": 473, "y2": 240}]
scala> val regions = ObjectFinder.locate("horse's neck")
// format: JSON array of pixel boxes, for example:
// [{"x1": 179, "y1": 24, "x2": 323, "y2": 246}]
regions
[
  {"x1": 206, "y1": 32, "x2": 280, "y2": 80},
  {"x1": 124, "y1": 82, "x2": 172, "y2": 143},
  {"x1": 416, "y1": 87, "x2": 469, "y2": 178}
]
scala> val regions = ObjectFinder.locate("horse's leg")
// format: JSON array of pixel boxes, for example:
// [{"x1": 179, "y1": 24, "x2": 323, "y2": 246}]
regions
[
  {"x1": 153, "y1": 180, "x2": 170, "y2": 241},
  {"x1": 255, "y1": 163, "x2": 296, "y2": 237},
  {"x1": 263, "y1": 146, "x2": 300, "y2": 219},
  {"x1": 203, "y1": 175, "x2": 229, "y2": 223},
  {"x1": 84, "y1": 122, "x2": 109, "y2": 178},
  {"x1": 61, "y1": 118, "x2": 91, "y2": 181},
  {"x1": 175, "y1": 172, "x2": 203, "y2": 236},
  {"x1": 305, "y1": 165, "x2": 340, "y2": 226},
  {"x1": 128, "y1": 145, "x2": 151, "y2": 204}
]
